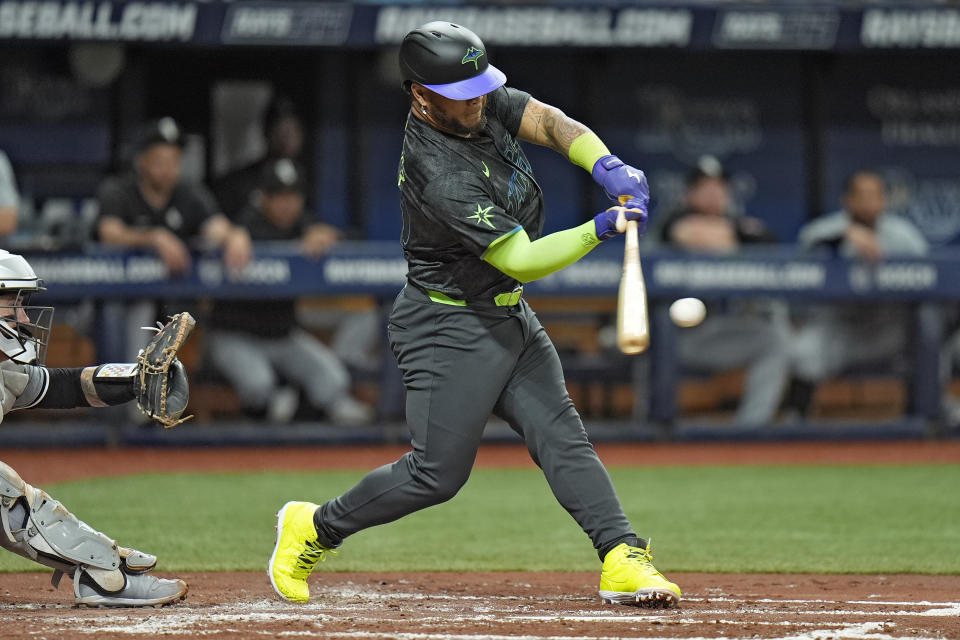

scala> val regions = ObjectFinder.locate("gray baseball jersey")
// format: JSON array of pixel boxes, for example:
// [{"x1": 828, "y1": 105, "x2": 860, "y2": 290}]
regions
[{"x1": 398, "y1": 86, "x2": 541, "y2": 300}]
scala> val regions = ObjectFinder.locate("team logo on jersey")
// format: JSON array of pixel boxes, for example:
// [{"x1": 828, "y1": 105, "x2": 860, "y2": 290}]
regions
[
  {"x1": 468, "y1": 203, "x2": 496, "y2": 229},
  {"x1": 481, "y1": 161, "x2": 490, "y2": 178},
  {"x1": 462, "y1": 47, "x2": 484, "y2": 70}
]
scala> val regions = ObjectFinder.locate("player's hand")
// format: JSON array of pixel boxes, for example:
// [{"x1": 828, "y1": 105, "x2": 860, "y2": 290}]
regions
[
  {"x1": 846, "y1": 223, "x2": 884, "y2": 262},
  {"x1": 150, "y1": 229, "x2": 191, "y2": 275},
  {"x1": 592, "y1": 155, "x2": 649, "y2": 204},
  {"x1": 223, "y1": 227, "x2": 252, "y2": 270},
  {"x1": 301, "y1": 223, "x2": 341, "y2": 258},
  {"x1": 594, "y1": 201, "x2": 647, "y2": 240}
]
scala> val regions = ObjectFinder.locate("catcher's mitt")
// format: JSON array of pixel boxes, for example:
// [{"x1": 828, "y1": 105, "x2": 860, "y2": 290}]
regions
[{"x1": 136, "y1": 312, "x2": 196, "y2": 428}]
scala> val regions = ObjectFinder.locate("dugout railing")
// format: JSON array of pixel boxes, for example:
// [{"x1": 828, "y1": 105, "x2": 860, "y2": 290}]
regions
[{"x1": 0, "y1": 242, "x2": 955, "y2": 446}]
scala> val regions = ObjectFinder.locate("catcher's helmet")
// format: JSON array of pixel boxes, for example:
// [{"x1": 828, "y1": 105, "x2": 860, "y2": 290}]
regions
[
  {"x1": 399, "y1": 21, "x2": 506, "y2": 100},
  {"x1": 0, "y1": 250, "x2": 53, "y2": 365}
]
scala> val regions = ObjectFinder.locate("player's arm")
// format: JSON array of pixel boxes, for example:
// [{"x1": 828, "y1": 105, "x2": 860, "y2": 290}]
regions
[
  {"x1": 3, "y1": 363, "x2": 137, "y2": 412},
  {"x1": 97, "y1": 216, "x2": 171, "y2": 248},
  {"x1": 517, "y1": 97, "x2": 649, "y2": 219},
  {"x1": 483, "y1": 204, "x2": 643, "y2": 283},
  {"x1": 516, "y1": 97, "x2": 591, "y2": 156},
  {"x1": 200, "y1": 213, "x2": 252, "y2": 270}
]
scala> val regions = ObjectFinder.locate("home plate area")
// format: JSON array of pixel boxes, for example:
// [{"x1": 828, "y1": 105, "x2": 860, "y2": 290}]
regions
[{"x1": 3, "y1": 572, "x2": 959, "y2": 640}]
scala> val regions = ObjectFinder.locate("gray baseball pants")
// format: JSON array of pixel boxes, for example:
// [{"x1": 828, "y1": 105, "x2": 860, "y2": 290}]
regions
[{"x1": 315, "y1": 284, "x2": 636, "y2": 556}]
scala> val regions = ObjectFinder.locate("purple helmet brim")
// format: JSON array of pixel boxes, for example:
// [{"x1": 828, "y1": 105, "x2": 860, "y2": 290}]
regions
[{"x1": 422, "y1": 64, "x2": 506, "y2": 100}]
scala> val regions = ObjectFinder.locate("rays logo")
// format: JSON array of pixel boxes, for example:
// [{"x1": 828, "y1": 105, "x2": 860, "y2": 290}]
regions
[{"x1": 462, "y1": 47, "x2": 484, "y2": 70}]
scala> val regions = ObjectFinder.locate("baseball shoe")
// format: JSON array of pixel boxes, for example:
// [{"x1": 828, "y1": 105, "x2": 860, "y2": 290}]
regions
[
  {"x1": 75, "y1": 571, "x2": 188, "y2": 608},
  {"x1": 599, "y1": 541, "x2": 681, "y2": 608},
  {"x1": 268, "y1": 501, "x2": 337, "y2": 603}
]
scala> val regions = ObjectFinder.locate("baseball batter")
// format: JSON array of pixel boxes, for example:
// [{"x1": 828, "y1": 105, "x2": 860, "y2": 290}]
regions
[
  {"x1": 270, "y1": 21, "x2": 681, "y2": 608},
  {"x1": 0, "y1": 249, "x2": 188, "y2": 607}
]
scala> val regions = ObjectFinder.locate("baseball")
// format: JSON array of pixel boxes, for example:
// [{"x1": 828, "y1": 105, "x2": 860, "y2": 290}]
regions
[{"x1": 669, "y1": 297, "x2": 706, "y2": 328}]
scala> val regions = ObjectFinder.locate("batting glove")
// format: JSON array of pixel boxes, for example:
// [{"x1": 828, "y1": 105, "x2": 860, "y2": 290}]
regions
[
  {"x1": 592, "y1": 155, "x2": 650, "y2": 204},
  {"x1": 594, "y1": 201, "x2": 647, "y2": 240}
]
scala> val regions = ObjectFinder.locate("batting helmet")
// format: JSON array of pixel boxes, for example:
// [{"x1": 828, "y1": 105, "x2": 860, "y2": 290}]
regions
[{"x1": 399, "y1": 21, "x2": 506, "y2": 100}]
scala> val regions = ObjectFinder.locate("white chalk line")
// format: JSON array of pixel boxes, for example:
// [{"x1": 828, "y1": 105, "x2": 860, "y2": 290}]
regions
[{"x1": 9, "y1": 593, "x2": 956, "y2": 640}]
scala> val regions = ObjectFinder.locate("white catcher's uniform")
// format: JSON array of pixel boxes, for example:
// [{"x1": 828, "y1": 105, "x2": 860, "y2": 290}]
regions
[{"x1": 0, "y1": 361, "x2": 187, "y2": 607}]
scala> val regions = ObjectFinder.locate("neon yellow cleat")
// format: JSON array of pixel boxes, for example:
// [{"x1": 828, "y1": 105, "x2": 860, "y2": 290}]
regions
[
  {"x1": 599, "y1": 541, "x2": 681, "y2": 608},
  {"x1": 268, "y1": 501, "x2": 336, "y2": 603}
]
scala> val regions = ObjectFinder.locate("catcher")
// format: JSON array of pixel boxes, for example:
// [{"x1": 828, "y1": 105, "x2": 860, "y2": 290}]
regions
[{"x1": 0, "y1": 249, "x2": 193, "y2": 607}]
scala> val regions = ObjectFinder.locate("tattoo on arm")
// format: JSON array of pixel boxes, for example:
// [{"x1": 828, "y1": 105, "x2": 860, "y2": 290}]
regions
[{"x1": 520, "y1": 99, "x2": 589, "y2": 153}]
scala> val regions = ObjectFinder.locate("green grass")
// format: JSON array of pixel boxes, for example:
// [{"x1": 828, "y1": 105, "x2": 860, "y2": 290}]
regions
[{"x1": 1, "y1": 465, "x2": 957, "y2": 574}]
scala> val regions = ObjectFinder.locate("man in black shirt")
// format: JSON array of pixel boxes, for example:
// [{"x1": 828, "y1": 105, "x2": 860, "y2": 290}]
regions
[
  {"x1": 97, "y1": 117, "x2": 251, "y2": 275},
  {"x1": 0, "y1": 249, "x2": 187, "y2": 607},
  {"x1": 212, "y1": 96, "x2": 306, "y2": 221},
  {"x1": 206, "y1": 159, "x2": 372, "y2": 425},
  {"x1": 95, "y1": 117, "x2": 252, "y2": 363},
  {"x1": 270, "y1": 22, "x2": 680, "y2": 608}
]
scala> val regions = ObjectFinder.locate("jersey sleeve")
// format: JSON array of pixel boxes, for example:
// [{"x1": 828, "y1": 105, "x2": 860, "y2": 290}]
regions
[
  {"x1": 0, "y1": 151, "x2": 19, "y2": 208},
  {"x1": 422, "y1": 171, "x2": 523, "y2": 257},
  {"x1": 195, "y1": 182, "x2": 221, "y2": 217},
  {"x1": 95, "y1": 176, "x2": 135, "y2": 226},
  {"x1": 486, "y1": 86, "x2": 531, "y2": 138},
  {"x1": 180, "y1": 182, "x2": 222, "y2": 238}
]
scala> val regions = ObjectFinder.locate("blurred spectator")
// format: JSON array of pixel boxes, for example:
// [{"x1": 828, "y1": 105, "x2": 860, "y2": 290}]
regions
[
  {"x1": 205, "y1": 159, "x2": 374, "y2": 425},
  {"x1": 95, "y1": 117, "x2": 252, "y2": 362},
  {"x1": 213, "y1": 96, "x2": 305, "y2": 221},
  {"x1": 212, "y1": 94, "x2": 382, "y2": 376},
  {"x1": 785, "y1": 170, "x2": 929, "y2": 418},
  {"x1": 97, "y1": 117, "x2": 251, "y2": 275},
  {"x1": 0, "y1": 150, "x2": 20, "y2": 239},
  {"x1": 658, "y1": 156, "x2": 789, "y2": 428}
]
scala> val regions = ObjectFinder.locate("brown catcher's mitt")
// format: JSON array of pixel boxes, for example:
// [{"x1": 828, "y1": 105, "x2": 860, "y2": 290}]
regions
[{"x1": 136, "y1": 312, "x2": 196, "y2": 428}]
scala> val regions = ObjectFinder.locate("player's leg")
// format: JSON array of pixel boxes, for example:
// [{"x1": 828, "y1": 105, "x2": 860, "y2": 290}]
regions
[
  {"x1": 206, "y1": 330, "x2": 278, "y2": 415},
  {"x1": 678, "y1": 314, "x2": 789, "y2": 426},
  {"x1": 0, "y1": 461, "x2": 187, "y2": 607},
  {"x1": 493, "y1": 305, "x2": 680, "y2": 607},
  {"x1": 269, "y1": 287, "x2": 520, "y2": 602},
  {"x1": 271, "y1": 328, "x2": 373, "y2": 425}
]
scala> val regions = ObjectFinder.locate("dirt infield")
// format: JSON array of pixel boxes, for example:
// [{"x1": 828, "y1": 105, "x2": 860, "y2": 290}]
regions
[
  {"x1": 2, "y1": 571, "x2": 958, "y2": 639},
  {"x1": 6, "y1": 439, "x2": 960, "y2": 485},
  {"x1": 2, "y1": 440, "x2": 959, "y2": 639}
]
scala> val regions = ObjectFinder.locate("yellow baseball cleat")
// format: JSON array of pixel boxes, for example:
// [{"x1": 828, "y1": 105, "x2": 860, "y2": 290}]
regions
[
  {"x1": 268, "y1": 501, "x2": 336, "y2": 603},
  {"x1": 599, "y1": 541, "x2": 681, "y2": 608}
]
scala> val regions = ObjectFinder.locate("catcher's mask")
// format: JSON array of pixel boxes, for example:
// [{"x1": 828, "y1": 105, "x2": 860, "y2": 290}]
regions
[
  {"x1": 0, "y1": 250, "x2": 54, "y2": 365},
  {"x1": 399, "y1": 21, "x2": 506, "y2": 100}
]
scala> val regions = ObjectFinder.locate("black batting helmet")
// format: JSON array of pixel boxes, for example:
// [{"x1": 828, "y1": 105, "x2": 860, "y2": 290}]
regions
[{"x1": 398, "y1": 21, "x2": 506, "y2": 100}]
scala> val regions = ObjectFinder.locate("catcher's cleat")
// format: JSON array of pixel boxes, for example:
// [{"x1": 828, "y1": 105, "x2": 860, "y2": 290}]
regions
[
  {"x1": 599, "y1": 542, "x2": 681, "y2": 608},
  {"x1": 269, "y1": 501, "x2": 336, "y2": 603},
  {"x1": 75, "y1": 571, "x2": 188, "y2": 608}
]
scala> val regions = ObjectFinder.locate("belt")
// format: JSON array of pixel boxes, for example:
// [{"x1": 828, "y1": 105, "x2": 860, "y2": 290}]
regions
[{"x1": 425, "y1": 286, "x2": 523, "y2": 307}]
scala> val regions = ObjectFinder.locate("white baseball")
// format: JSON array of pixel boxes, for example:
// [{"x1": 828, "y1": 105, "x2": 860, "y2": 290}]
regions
[{"x1": 669, "y1": 297, "x2": 707, "y2": 328}]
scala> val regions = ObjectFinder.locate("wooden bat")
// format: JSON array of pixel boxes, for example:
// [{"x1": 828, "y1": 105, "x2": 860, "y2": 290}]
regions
[{"x1": 616, "y1": 206, "x2": 649, "y2": 355}]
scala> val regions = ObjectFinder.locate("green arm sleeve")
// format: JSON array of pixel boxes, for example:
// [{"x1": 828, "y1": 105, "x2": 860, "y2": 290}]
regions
[{"x1": 482, "y1": 221, "x2": 600, "y2": 283}]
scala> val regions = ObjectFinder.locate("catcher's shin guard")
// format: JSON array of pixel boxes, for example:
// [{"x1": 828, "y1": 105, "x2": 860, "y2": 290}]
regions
[{"x1": 0, "y1": 461, "x2": 155, "y2": 596}]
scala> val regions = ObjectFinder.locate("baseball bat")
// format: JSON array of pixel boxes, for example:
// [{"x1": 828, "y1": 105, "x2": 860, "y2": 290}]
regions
[{"x1": 616, "y1": 207, "x2": 650, "y2": 355}]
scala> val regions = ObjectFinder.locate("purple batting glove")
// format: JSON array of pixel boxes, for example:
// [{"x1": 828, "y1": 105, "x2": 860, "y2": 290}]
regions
[
  {"x1": 592, "y1": 155, "x2": 650, "y2": 203},
  {"x1": 593, "y1": 201, "x2": 648, "y2": 240}
]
